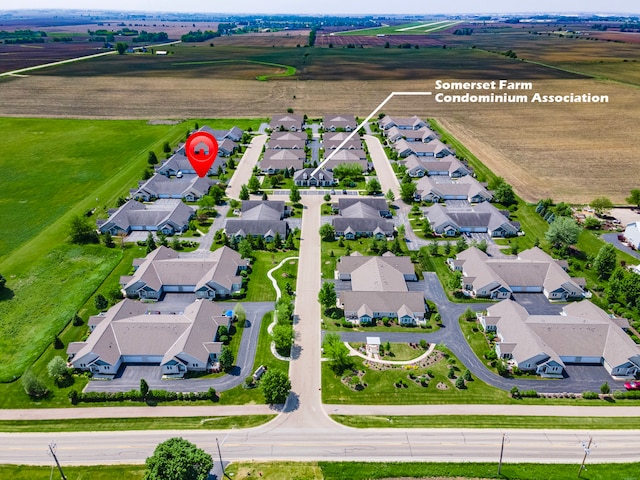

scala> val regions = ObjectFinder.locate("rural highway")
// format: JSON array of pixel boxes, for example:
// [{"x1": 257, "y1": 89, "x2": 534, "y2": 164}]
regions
[{"x1": 2, "y1": 426, "x2": 638, "y2": 466}]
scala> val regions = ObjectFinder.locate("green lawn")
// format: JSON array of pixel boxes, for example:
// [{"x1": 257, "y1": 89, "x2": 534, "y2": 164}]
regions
[
  {"x1": 0, "y1": 415, "x2": 273, "y2": 432},
  {"x1": 245, "y1": 250, "x2": 299, "y2": 301},
  {"x1": 349, "y1": 342, "x2": 428, "y2": 361},
  {"x1": 0, "y1": 245, "x2": 122, "y2": 383},
  {"x1": 0, "y1": 465, "x2": 146, "y2": 480},
  {"x1": 322, "y1": 346, "x2": 510, "y2": 405},
  {"x1": 4, "y1": 461, "x2": 638, "y2": 480},
  {"x1": 332, "y1": 414, "x2": 640, "y2": 430}
]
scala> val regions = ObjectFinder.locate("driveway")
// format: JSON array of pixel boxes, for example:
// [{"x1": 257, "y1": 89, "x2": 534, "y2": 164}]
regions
[
  {"x1": 603, "y1": 232, "x2": 640, "y2": 260},
  {"x1": 510, "y1": 293, "x2": 564, "y2": 315},
  {"x1": 84, "y1": 302, "x2": 274, "y2": 393}
]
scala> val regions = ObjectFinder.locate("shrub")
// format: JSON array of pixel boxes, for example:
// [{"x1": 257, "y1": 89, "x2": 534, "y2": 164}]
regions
[
  {"x1": 582, "y1": 391, "x2": 599, "y2": 400},
  {"x1": 455, "y1": 377, "x2": 466, "y2": 389},
  {"x1": 510, "y1": 386, "x2": 520, "y2": 398},
  {"x1": 22, "y1": 372, "x2": 48, "y2": 398},
  {"x1": 520, "y1": 390, "x2": 538, "y2": 398},
  {"x1": 447, "y1": 366, "x2": 455, "y2": 379},
  {"x1": 68, "y1": 389, "x2": 79, "y2": 405}
]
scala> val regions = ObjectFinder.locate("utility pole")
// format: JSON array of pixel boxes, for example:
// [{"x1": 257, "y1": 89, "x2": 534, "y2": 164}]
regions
[
  {"x1": 216, "y1": 437, "x2": 231, "y2": 480},
  {"x1": 578, "y1": 437, "x2": 592, "y2": 477},
  {"x1": 498, "y1": 433, "x2": 507, "y2": 475},
  {"x1": 47, "y1": 443, "x2": 67, "y2": 480}
]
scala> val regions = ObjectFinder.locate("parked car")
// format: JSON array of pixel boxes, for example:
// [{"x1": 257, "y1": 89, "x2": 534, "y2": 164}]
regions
[{"x1": 624, "y1": 381, "x2": 640, "y2": 390}]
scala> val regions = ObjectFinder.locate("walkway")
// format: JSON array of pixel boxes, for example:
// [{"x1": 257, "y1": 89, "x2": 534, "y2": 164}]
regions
[{"x1": 345, "y1": 341, "x2": 436, "y2": 365}]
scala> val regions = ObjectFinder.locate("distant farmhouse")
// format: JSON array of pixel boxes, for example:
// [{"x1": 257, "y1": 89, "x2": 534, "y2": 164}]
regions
[
  {"x1": 67, "y1": 299, "x2": 231, "y2": 377},
  {"x1": 449, "y1": 247, "x2": 585, "y2": 300},
  {"x1": 332, "y1": 198, "x2": 394, "y2": 239},
  {"x1": 120, "y1": 245, "x2": 247, "y2": 300},
  {"x1": 225, "y1": 200, "x2": 290, "y2": 242},
  {"x1": 97, "y1": 199, "x2": 194, "y2": 236},
  {"x1": 425, "y1": 202, "x2": 519, "y2": 238},
  {"x1": 337, "y1": 253, "x2": 426, "y2": 326},
  {"x1": 478, "y1": 299, "x2": 640, "y2": 379}
]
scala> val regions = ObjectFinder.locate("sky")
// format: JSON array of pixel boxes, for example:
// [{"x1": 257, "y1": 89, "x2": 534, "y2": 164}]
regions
[{"x1": 4, "y1": 0, "x2": 639, "y2": 15}]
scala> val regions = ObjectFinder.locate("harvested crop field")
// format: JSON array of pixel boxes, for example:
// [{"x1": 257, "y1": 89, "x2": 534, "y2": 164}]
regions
[
  {"x1": 21, "y1": 45, "x2": 584, "y2": 81},
  {"x1": 0, "y1": 74, "x2": 636, "y2": 204},
  {"x1": 0, "y1": 42, "x2": 105, "y2": 73}
]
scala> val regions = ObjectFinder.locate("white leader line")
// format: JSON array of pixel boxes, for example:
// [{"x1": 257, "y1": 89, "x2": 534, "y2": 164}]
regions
[{"x1": 311, "y1": 91, "x2": 432, "y2": 177}]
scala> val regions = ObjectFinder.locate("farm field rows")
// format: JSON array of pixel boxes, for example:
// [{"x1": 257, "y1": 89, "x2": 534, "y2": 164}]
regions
[{"x1": 0, "y1": 76, "x2": 635, "y2": 203}]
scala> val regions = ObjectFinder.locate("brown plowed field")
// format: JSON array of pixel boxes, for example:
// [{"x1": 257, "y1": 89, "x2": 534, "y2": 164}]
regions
[
  {"x1": 0, "y1": 42, "x2": 105, "y2": 72},
  {"x1": 0, "y1": 75, "x2": 636, "y2": 204}
]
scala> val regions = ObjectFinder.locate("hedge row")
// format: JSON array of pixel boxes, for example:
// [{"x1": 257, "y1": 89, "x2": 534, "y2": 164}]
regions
[{"x1": 68, "y1": 387, "x2": 217, "y2": 405}]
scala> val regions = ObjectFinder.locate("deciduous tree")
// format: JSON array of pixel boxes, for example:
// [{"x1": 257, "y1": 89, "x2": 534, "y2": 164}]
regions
[
  {"x1": 69, "y1": 215, "x2": 99, "y2": 244},
  {"x1": 247, "y1": 175, "x2": 261, "y2": 194},
  {"x1": 219, "y1": 346, "x2": 234, "y2": 371},
  {"x1": 399, "y1": 181, "x2": 417, "y2": 202},
  {"x1": 289, "y1": 184, "x2": 301, "y2": 203},
  {"x1": 260, "y1": 369, "x2": 291, "y2": 404},
  {"x1": 239, "y1": 184, "x2": 250, "y2": 200},
  {"x1": 143, "y1": 437, "x2": 213, "y2": 480},
  {"x1": 590, "y1": 197, "x2": 614, "y2": 216},
  {"x1": 545, "y1": 217, "x2": 581, "y2": 250},
  {"x1": 365, "y1": 178, "x2": 382, "y2": 195},
  {"x1": 272, "y1": 324, "x2": 294, "y2": 354},
  {"x1": 626, "y1": 189, "x2": 640, "y2": 208},
  {"x1": 47, "y1": 356, "x2": 68, "y2": 380},
  {"x1": 318, "y1": 281, "x2": 337, "y2": 311},
  {"x1": 319, "y1": 223, "x2": 335, "y2": 241},
  {"x1": 323, "y1": 332, "x2": 353, "y2": 375},
  {"x1": 593, "y1": 243, "x2": 617, "y2": 279}
]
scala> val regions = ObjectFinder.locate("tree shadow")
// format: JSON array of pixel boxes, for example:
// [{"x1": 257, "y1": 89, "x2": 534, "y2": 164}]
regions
[
  {"x1": 290, "y1": 343, "x2": 302, "y2": 360},
  {"x1": 225, "y1": 366, "x2": 241, "y2": 377},
  {"x1": 0, "y1": 288, "x2": 14, "y2": 302},
  {"x1": 282, "y1": 391, "x2": 300, "y2": 413}
]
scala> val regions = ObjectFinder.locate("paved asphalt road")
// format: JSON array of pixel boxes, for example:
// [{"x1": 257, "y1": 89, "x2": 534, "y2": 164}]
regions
[
  {"x1": 226, "y1": 134, "x2": 267, "y2": 199},
  {"x1": 3, "y1": 427, "x2": 639, "y2": 466}
]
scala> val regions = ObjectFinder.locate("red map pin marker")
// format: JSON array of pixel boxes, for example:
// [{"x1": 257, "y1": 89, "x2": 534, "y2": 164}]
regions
[{"x1": 185, "y1": 131, "x2": 219, "y2": 178}]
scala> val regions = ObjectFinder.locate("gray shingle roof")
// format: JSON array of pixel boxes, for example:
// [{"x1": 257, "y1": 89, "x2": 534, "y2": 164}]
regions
[
  {"x1": 69, "y1": 299, "x2": 229, "y2": 368},
  {"x1": 98, "y1": 199, "x2": 194, "y2": 234}
]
